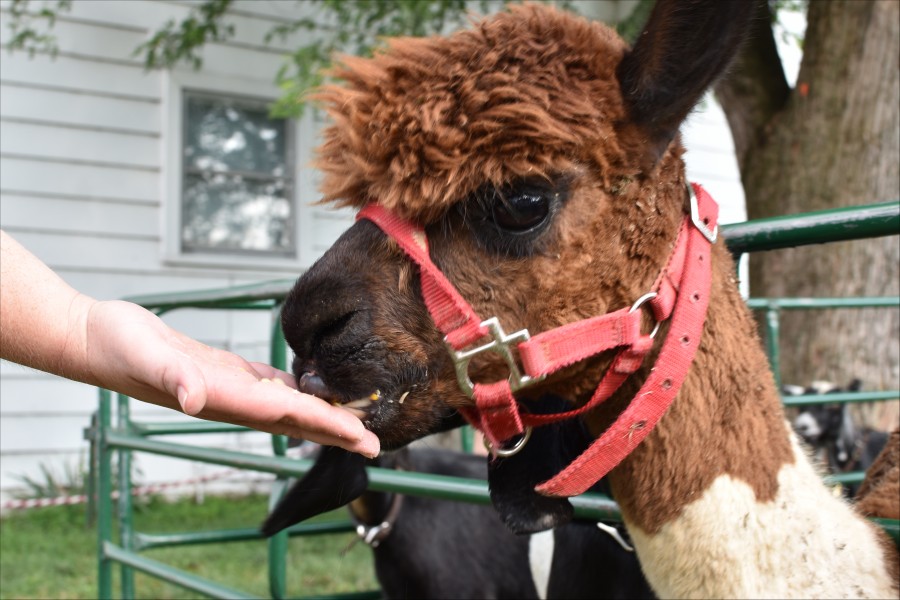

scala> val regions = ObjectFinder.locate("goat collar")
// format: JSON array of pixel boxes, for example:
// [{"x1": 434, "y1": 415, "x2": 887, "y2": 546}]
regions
[
  {"x1": 357, "y1": 183, "x2": 718, "y2": 497},
  {"x1": 349, "y1": 490, "x2": 404, "y2": 548}
]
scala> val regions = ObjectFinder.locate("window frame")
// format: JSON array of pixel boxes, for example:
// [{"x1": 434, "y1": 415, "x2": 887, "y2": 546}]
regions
[{"x1": 163, "y1": 70, "x2": 312, "y2": 270}]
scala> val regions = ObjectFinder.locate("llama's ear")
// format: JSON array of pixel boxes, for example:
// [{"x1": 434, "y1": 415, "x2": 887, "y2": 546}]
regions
[{"x1": 617, "y1": 0, "x2": 756, "y2": 166}]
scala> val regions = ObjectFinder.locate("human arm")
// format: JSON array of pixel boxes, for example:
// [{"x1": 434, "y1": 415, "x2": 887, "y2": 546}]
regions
[{"x1": 0, "y1": 230, "x2": 380, "y2": 457}]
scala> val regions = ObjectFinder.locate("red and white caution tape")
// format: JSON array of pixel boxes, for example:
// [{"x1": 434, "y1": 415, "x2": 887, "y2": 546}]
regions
[{"x1": 1, "y1": 468, "x2": 266, "y2": 511}]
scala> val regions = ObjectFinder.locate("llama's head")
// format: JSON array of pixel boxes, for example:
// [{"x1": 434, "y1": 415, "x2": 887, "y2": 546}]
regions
[{"x1": 282, "y1": 1, "x2": 754, "y2": 449}]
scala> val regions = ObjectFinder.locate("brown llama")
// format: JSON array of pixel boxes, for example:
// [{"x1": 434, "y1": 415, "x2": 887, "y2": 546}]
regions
[
  {"x1": 856, "y1": 428, "x2": 900, "y2": 521},
  {"x1": 275, "y1": 2, "x2": 899, "y2": 597}
]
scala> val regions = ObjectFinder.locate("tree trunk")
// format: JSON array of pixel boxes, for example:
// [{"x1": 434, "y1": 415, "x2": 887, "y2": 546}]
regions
[{"x1": 717, "y1": 0, "x2": 899, "y2": 414}]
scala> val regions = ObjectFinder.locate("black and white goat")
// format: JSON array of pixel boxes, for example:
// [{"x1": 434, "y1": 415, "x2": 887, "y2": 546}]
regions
[
  {"x1": 345, "y1": 447, "x2": 654, "y2": 600},
  {"x1": 787, "y1": 379, "x2": 890, "y2": 495},
  {"x1": 269, "y1": 400, "x2": 653, "y2": 599}
]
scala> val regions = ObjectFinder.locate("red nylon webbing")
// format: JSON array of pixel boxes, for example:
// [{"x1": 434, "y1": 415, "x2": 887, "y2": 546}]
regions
[
  {"x1": 536, "y1": 186, "x2": 715, "y2": 496},
  {"x1": 522, "y1": 334, "x2": 655, "y2": 427},
  {"x1": 519, "y1": 309, "x2": 642, "y2": 378},
  {"x1": 469, "y1": 380, "x2": 525, "y2": 447},
  {"x1": 357, "y1": 205, "x2": 487, "y2": 348}
]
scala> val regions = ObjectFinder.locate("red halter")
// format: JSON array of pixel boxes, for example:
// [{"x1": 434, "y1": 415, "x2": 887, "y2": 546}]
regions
[{"x1": 357, "y1": 183, "x2": 718, "y2": 497}]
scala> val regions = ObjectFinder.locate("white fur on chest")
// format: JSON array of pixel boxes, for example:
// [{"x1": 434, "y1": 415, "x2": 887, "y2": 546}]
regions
[{"x1": 625, "y1": 434, "x2": 896, "y2": 599}]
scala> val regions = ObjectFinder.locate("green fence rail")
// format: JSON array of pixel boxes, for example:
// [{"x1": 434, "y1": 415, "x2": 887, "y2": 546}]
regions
[{"x1": 91, "y1": 200, "x2": 900, "y2": 598}]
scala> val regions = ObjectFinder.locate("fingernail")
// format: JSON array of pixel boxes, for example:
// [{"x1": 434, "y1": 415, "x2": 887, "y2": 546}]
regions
[
  {"x1": 359, "y1": 433, "x2": 381, "y2": 459},
  {"x1": 177, "y1": 386, "x2": 189, "y2": 411}
]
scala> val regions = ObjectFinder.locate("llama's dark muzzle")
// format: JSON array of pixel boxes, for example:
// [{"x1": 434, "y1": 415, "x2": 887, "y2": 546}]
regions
[
  {"x1": 296, "y1": 370, "x2": 382, "y2": 420},
  {"x1": 296, "y1": 371, "x2": 335, "y2": 400},
  {"x1": 280, "y1": 219, "x2": 463, "y2": 447}
]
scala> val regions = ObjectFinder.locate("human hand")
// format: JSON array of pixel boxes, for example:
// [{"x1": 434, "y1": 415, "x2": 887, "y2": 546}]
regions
[{"x1": 82, "y1": 300, "x2": 380, "y2": 457}]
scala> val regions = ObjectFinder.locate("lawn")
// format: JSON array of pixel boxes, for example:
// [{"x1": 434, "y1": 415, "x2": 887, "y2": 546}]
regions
[{"x1": 0, "y1": 493, "x2": 378, "y2": 599}]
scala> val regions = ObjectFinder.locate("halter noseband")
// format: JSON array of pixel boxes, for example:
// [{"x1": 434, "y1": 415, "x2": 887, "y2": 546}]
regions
[{"x1": 357, "y1": 183, "x2": 718, "y2": 497}]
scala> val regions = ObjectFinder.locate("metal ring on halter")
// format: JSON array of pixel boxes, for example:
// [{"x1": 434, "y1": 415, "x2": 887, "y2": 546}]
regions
[
  {"x1": 629, "y1": 292, "x2": 661, "y2": 339},
  {"x1": 483, "y1": 426, "x2": 533, "y2": 457}
]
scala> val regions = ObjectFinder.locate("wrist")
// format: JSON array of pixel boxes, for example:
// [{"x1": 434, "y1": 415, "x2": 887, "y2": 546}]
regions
[{"x1": 57, "y1": 293, "x2": 101, "y2": 385}]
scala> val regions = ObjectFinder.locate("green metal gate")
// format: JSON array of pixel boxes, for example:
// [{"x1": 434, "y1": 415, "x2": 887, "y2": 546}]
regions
[{"x1": 90, "y1": 200, "x2": 900, "y2": 599}]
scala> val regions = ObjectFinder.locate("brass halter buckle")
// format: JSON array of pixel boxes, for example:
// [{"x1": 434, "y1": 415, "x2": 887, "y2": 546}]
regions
[{"x1": 445, "y1": 317, "x2": 546, "y2": 399}]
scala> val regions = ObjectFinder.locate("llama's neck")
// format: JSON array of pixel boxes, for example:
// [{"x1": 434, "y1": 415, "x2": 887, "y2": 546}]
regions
[
  {"x1": 623, "y1": 436, "x2": 897, "y2": 598},
  {"x1": 605, "y1": 244, "x2": 794, "y2": 530},
  {"x1": 600, "y1": 243, "x2": 899, "y2": 598}
]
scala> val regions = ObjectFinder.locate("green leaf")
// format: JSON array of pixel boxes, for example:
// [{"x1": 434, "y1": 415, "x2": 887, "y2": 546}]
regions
[{"x1": 4, "y1": 0, "x2": 72, "y2": 58}]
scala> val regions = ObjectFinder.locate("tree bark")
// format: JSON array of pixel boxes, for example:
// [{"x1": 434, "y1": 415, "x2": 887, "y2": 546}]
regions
[{"x1": 717, "y1": 0, "x2": 899, "y2": 403}]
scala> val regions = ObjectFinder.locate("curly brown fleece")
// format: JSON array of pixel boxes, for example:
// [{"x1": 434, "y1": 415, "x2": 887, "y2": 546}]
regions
[{"x1": 313, "y1": 4, "x2": 632, "y2": 223}]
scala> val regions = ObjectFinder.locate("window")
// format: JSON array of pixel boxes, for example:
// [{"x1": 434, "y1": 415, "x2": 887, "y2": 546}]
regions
[
  {"x1": 164, "y1": 71, "x2": 353, "y2": 270},
  {"x1": 180, "y1": 91, "x2": 295, "y2": 257}
]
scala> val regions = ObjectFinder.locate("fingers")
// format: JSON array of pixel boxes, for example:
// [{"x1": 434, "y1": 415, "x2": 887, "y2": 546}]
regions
[
  {"x1": 275, "y1": 389, "x2": 368, "y2": 439},
  {"x1": 248, "y1": 362, "x2": 297, "y2": 388},
  {"x1": 278, "y1": 426, "x2": 381, "y2": 458},
  {"x1": 262, "y1": 389, "x2": 381, "y2": 457},
  {"x1": 255, "y1": 374, "x2": 380, "y2": 457},
  {"x1": 202, "y1": 374, "x2": 381, "y2": 458}
]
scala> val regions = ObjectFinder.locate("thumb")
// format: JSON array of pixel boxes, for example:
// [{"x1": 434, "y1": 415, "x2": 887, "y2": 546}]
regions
[{"x1": 160, "y1": 355, "x2": 208, "y2": 416}]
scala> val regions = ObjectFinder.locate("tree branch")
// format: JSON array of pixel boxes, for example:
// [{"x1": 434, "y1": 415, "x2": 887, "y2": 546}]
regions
[{"x1": 714, "y1": 0, "x2": 790, "y2": 173}]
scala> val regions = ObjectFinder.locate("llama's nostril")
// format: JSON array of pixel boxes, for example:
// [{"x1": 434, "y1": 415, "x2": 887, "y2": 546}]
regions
[{"x1": 298, "y1": 372, "x2": 338, "y2": 402}]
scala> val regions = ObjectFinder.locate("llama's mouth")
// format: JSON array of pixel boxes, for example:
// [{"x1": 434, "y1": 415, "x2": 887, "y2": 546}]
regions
[{"x1": 297, "y1": 372, "x2": 409, "y2": 421}]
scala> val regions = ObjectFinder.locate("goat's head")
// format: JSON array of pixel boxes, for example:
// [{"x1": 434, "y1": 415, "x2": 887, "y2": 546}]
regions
[
  {"x1": 790, "y1": 379, "x2": 862, "y2": 445},
  {"x1": 282, "y1": 1, "x2": 754, "y2": 449}
]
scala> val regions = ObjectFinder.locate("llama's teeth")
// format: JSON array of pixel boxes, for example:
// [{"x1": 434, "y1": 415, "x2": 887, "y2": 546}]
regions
[
  {"x1": 344, "y1": 398, "x2": 373, "y2": 409},
  {"x1": 339, "y1": 405, "x2": 368, "y2": 420},
  {"x1": 398, "y1": 391, "x2": 410, "y2": 405}
]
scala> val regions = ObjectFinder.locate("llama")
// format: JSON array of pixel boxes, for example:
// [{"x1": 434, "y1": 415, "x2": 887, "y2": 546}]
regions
[
  {"x1": 278, "y1": 2, "x2": 900, "y2": 597},
  {"x1": 855, "y1": 428, "x2": 900, "y2": 521}
]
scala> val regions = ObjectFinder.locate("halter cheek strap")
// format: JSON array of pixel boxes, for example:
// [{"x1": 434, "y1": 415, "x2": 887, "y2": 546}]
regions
[{"x1": 357, "y1": 183, "x2": 718, "y2": 497}]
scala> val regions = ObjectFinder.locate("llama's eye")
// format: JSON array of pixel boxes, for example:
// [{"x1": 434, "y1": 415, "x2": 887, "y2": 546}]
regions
[
  {"x1": 461, "y1": 176, "x2": 569, "y2": 258},
  {"x1": 492, "y1": 193, "x2": 550, "y2": 232}
]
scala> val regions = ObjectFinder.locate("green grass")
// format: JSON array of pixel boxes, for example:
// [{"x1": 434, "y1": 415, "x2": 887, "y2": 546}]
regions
[{"x1": 0, "y1": 494, "x2": 378, "y2": 599}]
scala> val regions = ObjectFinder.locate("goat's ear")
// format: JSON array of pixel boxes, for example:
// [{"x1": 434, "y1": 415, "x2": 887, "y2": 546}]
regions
[
  {"x1": 260, "y1": 446, "x2": 369, "y2": 537},
  {"x1": 617, "y1": 0, "x2": 756, "y2": 166}
]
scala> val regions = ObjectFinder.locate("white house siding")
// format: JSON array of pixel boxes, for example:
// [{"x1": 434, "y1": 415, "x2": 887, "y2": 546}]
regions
[
  {"x1": 0, "y1": 0, "x2": 355, "y2": 505},
  {"x1": 0, "y1": 0, "x2": 745, "y2": 506}
]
